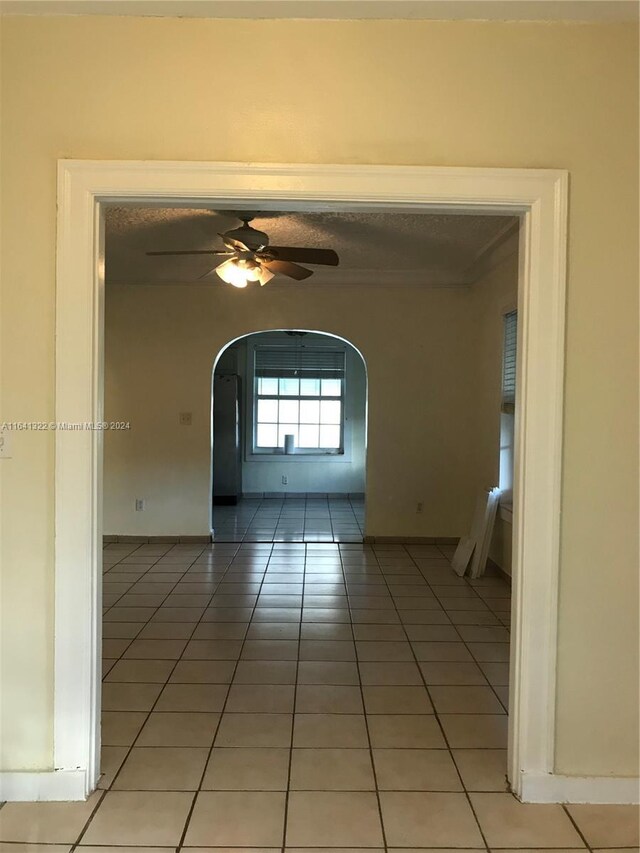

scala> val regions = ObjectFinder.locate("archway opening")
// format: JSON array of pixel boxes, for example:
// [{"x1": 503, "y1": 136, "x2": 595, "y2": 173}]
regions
[{"x1": 210, "y1": 329, "x2": 368, "y2": 543}]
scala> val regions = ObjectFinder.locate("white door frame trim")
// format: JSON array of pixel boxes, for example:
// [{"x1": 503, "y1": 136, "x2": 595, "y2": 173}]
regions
[{"x1": 47, "y1": 160, "x2": 569, "y2": 802}]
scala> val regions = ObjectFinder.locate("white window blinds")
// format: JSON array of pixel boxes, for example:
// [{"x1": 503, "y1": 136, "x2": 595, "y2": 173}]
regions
[
  {"x1": 255, "y1": 347, "x2": 345, "y2": 379},
  {"x1": 502, "y1": 310, "x2": 518, "y2": 413}
]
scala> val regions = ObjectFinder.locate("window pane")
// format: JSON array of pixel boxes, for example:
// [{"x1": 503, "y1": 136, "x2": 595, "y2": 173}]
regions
[
  {"x1": 300, "y1": 378, "x2": 320, "y2": 396},
  {"x1": 256, "y1": 423, "x2": 278, "y2": 447},
  {"x1": 279, "y1": 377, "x2": 299, "y2": 396},
  {"x1": 300, "y1": 399, "x2": 320, "y2": 424},
  {"x1": 320, "y1": 424, "x2": 341, "y2": 448},
  {"x1": 279, "y1": 399, "x2": 299, "y2": 423},
  {"x1": 258, "y1": 377, "x2": 278, "y2": 395},
  {"x1": 298, "y1": 424, "x2": 320, "y2": 447},
  {"x1": 278, "y1": 424, "x2": 299, "y2": 447},
  {"x1": 257, "y1": 399, "x2": 278, "y2": 423},
  {"x1": 320, "y1": 400, "x2": 341, "y2": 424},
  {"x1": 321, "y1": 378, "x2": 342, "y2": 397}
]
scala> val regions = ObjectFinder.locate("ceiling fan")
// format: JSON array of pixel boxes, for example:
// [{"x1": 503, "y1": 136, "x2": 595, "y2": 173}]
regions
[{"x1": 146, "y1": 217, "x2": 339, "y2": 288}]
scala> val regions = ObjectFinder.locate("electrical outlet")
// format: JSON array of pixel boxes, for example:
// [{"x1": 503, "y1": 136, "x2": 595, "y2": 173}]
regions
[
  {"x1": 281, "y1": 475, "x2": 288, "y2": 485},
  {"x1": 135, "y1": 498, "x2": 146, "y2": 511},
  {"x1": 416, "y1": 501, "x2": 424, "y2": 513},
  {"x1": 179, "y1": 412, "x2": 192, "y2": 426}
]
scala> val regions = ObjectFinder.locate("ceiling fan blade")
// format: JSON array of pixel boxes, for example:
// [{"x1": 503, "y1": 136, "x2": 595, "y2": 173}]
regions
[
  {"x1": 220, "y1": 234, "x2": 251, "y2": 253},
  {"x1": 266, "y1": 247, "x2": 339, "y2": 266},
  {"x1": 263, "y1": 259, "x2": 313, "y2": 281},
  {"x1": 198, "y1": 258, "x2": 230, "y2": 279},
  {"x1": 146, "y1": 249, "x2": 231, "y2": 256}
]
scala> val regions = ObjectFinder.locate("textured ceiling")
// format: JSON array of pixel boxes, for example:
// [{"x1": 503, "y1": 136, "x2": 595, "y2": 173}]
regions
[{"x1": 105, "y1": 207, "x2": 517, "y2": 287}]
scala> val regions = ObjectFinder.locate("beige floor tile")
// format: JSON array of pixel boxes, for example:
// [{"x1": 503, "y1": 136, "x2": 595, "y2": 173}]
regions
[
  {"x1": 98, "y1": 746, "x2": 129, "y2": 789},
  {"x1": 101, "y1": 711, "x2": 147, "y2": 746},
  {"x1": 183, "y1": 639, "x2": 244, "y2": 659},
  {"x1": 123, "y1": 638, "x2": 187, "y2": 659},
  {"x1": 293, "y1": 713, "x2": 368, "y2": 747},
  {"x1": 355, "y1": 641, "x2": 414, "y2": 661},
  {"x1": 452, "y1": 748, "x2": 509, "y2": 791},
  {"x1": 79, "y1": 846, "x2": 174, "y2": 853},
  {"x1": 286, "y1": 791, "x2": 384, "y2": 846},
  {"x1": 155, "y1": 683, "x2": 228, "y2": 711},
  {"x1": 440, "y1": 714, "x2": 508, "y2": 747},
  {"x1": 297, "y1": 661, "x2": 359, "y2": 685},
  {"x1": 430, "y1": 685, "x2": 505, "y2": 714},
  {"x1": 136, "y1": 622, "x2": 196, "y2": 639},
  {"x1": 233, "y1": 660, "x2": 298, "y2": 684},
  {"x1": 102, "y1": 638, "x2": 133, "y2": 658},
  {"x1": 470, "y1": 793, "x2": 585, "y2": 847},
  {"x1": 288, "y1": 849, "x2": 383, "y2": 853},
  {"x1": 419, "y1": 661, "x2": 486, "y2": 685},
  {"x1": 362, "y1": 685, "x2": 433, "y2": 714},
  {"x1": 241, "y1": 640, "x2": 300, "y2": 660},
  {"x1": 193, "y1": 621, "x2": 249, "y2": 639},
  {"x1": 113, "y1": 745, "x2": 208, "y2": 790},
  {"x1": 379, "y1": 791, "x2": 483, "y2": 847},
  {"x1": 101, "y1": 682, "x2": 163, "y2": 711},
  {"x1": 299, "y1": 640, "x2": 356, "y2": 661},
  {"x1": 373, "y1": 748, "x2": 462, "y2": 791},
  {"x1": 184, "y1": 791, "x2": 286, "y2": 846},
  {"x1": 403, "y1": 624, "x2": 461, "y2": 641},
  {"x1": 0, "y1": 845, "x2": 71, "y2": 853},
  {"x1": 478, "y1": 660, "x2": 510, "y2": 685},
  {"x1": 185, "y1": 849, "x2": 280, "y2": 853},
  {"x1": 226, "y1": 683, "x2": 296, "y2": 713},
  {"x1": 169, "y1": 659, "x2": 236, "y2": 683},
  {"x1": 290, "y1": 748, "x2": 375, "y2": 790},
  {"x1": 136, "y1": 711, "x2": 220, "y2": 746},
  {"x1": 359, "y1": 661, "x2": 422, "y2": 685},
  {"x1": 368, "y1": 714, "x2": 445, "y2": 748},
  {"x1": 0, "y1": 792, "x2": 102, "y2": 843},
  {"x1": 81, "y1": 791, "x2": 192, "y2": 845},
  {"x1": 104, "y1": 659, "x2": 175, "y2": 683},
  {"x1": 215, "y1": 713, "x2": 293, "y2": 747},
  {"x1": 565, "y1": 803, "x2": 640, "y2": 847},
  {"x1": 295, "y1": 684, "x2": 363, "y2": 713},
  {"x1": 386, "y1": 848, "x2": 484, "y2": 853},
  {"x1": 202, "y1": 747, "x2": 291, "y2": 790},
  {"x1": 411, "y1": 641, "x2": 473, "y2": 661},
  {"x1": 352, "y1": 624, "x2": 406, "y2": 641}
]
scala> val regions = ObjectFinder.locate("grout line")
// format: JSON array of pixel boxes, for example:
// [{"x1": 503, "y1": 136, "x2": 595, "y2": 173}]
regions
[
  {"x1": 372, "y1": 544, "x2": 492, "y2": 852},
  {"x1": 177, "y1": 541, "x2": 274, "y2": 847}
]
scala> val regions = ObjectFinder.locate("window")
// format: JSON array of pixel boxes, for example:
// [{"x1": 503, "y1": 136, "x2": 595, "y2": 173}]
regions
[
  {"x1": 499, "y1": 310, "x2": 517, "y2": 500},
  {"x1": 501, "y1": 310, "x2": 517, "y2": 414},
  {"x1": 253, "y1": 346, "x2": 345, "y2": 454}
]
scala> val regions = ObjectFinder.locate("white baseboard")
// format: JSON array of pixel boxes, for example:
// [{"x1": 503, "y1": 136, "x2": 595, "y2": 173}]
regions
[
  {"x1": 0, "y1": 769, "x2": 88, "y2": 801},
  {"x1": 520, "y1": 772, "x2": 640, "y2": 803}
]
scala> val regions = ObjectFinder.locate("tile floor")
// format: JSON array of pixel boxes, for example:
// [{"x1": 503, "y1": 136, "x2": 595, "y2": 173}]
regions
[
  {"x1": 1, "y1": 541, "x2": 638, "y2": 850},
  {"x1": 212, "y1": 496, "x2": 365, "y2": 542}
]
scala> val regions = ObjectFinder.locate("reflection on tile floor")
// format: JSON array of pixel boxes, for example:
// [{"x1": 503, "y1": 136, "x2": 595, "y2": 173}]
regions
[
  {"x1": 212, "y1": 496, "x2": 365, "y2": 542},
  {"x1": 1, "y1": 542, "x2": 638, "y2": 848}
]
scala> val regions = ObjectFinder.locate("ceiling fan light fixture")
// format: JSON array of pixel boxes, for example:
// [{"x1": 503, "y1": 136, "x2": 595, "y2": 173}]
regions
[{"x1": 216, "y1": 257, "x2": 262, "y2": 288}]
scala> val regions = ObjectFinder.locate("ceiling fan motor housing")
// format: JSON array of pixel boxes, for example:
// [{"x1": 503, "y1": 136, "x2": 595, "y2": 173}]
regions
[{"x1": 225, "y1": 221, "x2": 269, "y2": 252}]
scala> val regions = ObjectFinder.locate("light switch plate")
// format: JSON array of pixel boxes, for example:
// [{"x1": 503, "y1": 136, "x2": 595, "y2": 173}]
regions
[{"x1": 179, "y1": 412, "x2": 192, "y2": 425}]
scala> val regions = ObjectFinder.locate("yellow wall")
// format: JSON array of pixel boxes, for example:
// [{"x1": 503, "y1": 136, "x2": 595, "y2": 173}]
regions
[
  {"x1": 1, "y1": 16, "x2": 637, "y2": 778},
  {"x1": 103, "y1": 281, "x2": 477, "y2": 537}
]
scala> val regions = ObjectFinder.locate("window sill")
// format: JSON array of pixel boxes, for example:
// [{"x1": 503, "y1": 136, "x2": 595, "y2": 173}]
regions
[{"x1": 245, "y1": 451, "x2": 351, "y2": 464}]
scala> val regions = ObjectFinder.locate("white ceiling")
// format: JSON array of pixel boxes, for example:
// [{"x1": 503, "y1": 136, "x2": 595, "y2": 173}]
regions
[
  {"x1": 105, "y1": 206, "x2": 518, "y2": 286},
  {"x1": 1, "y1": 0, "x2": 637, "y2": 20}
]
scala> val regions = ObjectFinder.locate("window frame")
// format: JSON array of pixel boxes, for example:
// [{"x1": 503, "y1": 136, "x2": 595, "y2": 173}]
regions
[{"x1": 244, "y1": 339, "x2": 353, "y2": 463}]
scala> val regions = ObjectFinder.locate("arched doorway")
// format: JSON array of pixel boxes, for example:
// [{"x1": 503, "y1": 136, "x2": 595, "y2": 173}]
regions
[{"x1": 210, "y1": 329, "x2": 367, "y2": 543}]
